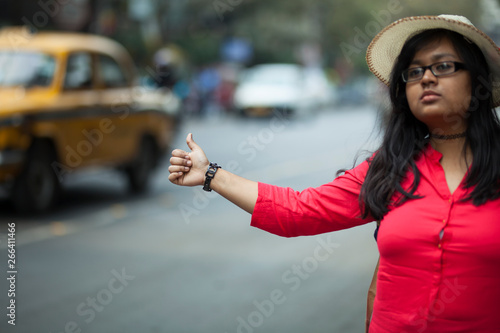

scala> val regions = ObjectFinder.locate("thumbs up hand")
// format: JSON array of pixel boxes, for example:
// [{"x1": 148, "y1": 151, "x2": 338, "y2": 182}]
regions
[{"x1": 168, "y1": 133, "x2": 209, "y2": 186}]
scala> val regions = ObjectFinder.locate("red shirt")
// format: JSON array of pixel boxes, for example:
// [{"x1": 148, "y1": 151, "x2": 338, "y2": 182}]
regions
[{"x1": 251, "y1": 144, "x2": 500, "y2": 332}]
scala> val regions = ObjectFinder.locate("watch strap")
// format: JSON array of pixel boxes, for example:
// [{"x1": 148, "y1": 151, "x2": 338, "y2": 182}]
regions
[{"x1": 203, "y1": 162, "x2": 221, "y2": 191}]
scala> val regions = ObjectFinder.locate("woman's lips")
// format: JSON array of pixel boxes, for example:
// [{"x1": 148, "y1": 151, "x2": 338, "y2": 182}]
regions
[{"x1": 421, "y1": 91, "x2": 441, "y2": 103}]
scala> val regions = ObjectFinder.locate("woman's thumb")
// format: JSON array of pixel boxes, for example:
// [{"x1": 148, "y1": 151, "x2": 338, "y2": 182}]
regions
[{"x1": 186, "y1": 133, "x2": 199, "y2": 151}]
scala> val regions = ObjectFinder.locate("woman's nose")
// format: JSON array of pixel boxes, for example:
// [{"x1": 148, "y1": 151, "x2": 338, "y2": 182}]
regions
[{"x1": 420, "y1": 68, "x2": 437, "y2": 84}]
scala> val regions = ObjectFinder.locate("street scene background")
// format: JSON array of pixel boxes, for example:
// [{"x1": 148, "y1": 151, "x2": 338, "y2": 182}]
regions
[
  {"x1": 1, "y1": 105, "x2": 380, "y2": 333},
  {"x1": 0, "y1": 0, "x2": 499, "y2": 332}
]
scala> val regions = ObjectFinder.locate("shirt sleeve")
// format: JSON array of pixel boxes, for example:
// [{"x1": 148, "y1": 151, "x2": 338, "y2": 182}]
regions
[{"x1": 250, "y1": 159, "x2": 374, "y2": 237}]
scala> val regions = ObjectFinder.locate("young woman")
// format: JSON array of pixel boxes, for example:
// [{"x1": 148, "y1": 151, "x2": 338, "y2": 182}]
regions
[{"x1": 169, "y1": 15, "x2": 500, "y2": 332}]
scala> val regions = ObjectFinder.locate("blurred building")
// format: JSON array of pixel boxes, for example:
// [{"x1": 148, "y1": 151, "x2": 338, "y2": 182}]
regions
[
  {"x1": 0, "y1": 0, "x2": 97, "y2": 32},
  {"x1": 0, "y1": 0, "x2": 190, "y2": 67}
]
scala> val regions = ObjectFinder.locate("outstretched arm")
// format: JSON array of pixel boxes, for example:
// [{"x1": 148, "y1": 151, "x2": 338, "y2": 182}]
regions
[{"x1": 168, "y1": 133, "x2": 258, "y2": 214}]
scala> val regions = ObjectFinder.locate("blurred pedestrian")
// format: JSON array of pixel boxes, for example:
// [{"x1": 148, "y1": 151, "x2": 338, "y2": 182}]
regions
[
  {"x1": 168, "y1": 15, "x2": 500, "y2": 332},
  {"x1": 195, "y1": 65, "x2": 221, "y2": 116}
]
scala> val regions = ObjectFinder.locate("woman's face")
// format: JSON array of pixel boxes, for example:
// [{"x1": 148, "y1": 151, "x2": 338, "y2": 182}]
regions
[{"x1": 405, "y1": 37, "x2": 472, "y2": 133}]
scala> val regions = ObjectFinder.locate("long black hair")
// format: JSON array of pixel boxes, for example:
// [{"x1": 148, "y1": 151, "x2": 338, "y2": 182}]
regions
[{"x1": 360, "y1": 29, "x2": 500, "y2": 221}]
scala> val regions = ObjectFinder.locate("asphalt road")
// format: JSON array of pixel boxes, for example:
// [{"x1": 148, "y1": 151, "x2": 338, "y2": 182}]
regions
[{"x1": 0, "y1": 104, "x2": 382, "y2": 333}]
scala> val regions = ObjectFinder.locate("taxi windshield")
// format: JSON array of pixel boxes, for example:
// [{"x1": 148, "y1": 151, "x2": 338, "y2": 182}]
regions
[{"x1": 0, "y1": 51, "x2": 56, "y2": 88}]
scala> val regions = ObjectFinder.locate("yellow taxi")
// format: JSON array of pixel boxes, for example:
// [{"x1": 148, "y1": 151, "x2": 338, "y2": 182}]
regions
[{"x1": 0, "y1": 27, "x2": 180, "y2": 213}]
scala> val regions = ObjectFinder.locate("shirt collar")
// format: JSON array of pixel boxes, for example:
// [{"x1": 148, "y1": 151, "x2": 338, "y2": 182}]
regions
[{"x1": 422, "y1": 143, "x2": 443, "y2": 162}]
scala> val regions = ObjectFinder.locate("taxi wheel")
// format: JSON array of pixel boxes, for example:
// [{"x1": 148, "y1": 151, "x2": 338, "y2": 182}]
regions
[
  {"x1": 126, "y1": 137, "x2": 157, "y2": 193},
  {"x1": 11, "y1": 142, "x2": 61, "y2": 213}
]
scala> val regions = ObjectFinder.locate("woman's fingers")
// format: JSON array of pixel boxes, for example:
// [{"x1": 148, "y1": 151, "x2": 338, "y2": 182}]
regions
[
  {"x1": 168, "y1": 171, "x2": 183, "y2": 182},
  {"x1": 168, "y1": 165, "x2": 190, "y2": 173},
  {"x1": 169, "y1": 156, "x2": 192, "y2": 167},
  {"x1": 171, "y1": 148, "x2": 190, "y2": 158}
]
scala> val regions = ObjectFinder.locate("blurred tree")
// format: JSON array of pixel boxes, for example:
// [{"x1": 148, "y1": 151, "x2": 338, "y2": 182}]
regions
[
  {"x1": 0, "y1": 0, "x2": 484, "y2": 73},
  {"x1": 174, "y1": 0, "x2": 480, "y2": 75},
  {"x1": 322, "y1": 0, "x2": 480, "y2": 76}
]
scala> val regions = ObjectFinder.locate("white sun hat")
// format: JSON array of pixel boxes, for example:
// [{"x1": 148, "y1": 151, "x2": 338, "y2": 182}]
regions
[{"x1": 366, "y1": 15, "x2": 500, "y2": 107}]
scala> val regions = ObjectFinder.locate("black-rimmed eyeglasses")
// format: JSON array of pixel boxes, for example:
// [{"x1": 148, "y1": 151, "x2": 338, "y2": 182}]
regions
[{"x1": 402, "y1": 61, "x2": 467, "y2": 83}]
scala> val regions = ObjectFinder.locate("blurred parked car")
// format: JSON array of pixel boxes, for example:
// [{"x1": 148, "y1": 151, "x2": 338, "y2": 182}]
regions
[
  {"x1": 335, "y1": 77, "x2": 377, "y2": 106},
  {"x1": 0, "y1": 27, "x2": 180, "y2": 213},
  {"x1": 232, "y1": 63, "x2": 334, "y2": 117}
]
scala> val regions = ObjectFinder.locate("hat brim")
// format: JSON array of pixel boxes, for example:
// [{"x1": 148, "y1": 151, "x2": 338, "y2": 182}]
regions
[{"x1": 366, "y1": 15, "x2": 500, "y2": 107}]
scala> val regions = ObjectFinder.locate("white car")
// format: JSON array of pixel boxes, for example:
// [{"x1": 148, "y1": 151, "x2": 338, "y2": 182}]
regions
[{"x1": 233, "y1": 63, "x2": 334, "y2": 117}]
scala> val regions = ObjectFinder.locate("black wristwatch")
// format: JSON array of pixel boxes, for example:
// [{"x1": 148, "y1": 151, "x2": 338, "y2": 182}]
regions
[{"x1": 203, "y1": 162, "x2": 221, "y2": 192}]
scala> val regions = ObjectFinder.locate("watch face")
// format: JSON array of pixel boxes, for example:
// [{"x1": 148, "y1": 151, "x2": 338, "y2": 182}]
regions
[{"x1": 206, "y1": 163, "x2": 220, "y2": 177}]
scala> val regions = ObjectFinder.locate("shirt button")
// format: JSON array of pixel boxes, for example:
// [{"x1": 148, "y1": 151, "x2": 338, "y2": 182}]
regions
[
  {"x1": 438, "y1": 243, "x2": 442, "y2": 249},
  {"x1": 442, "y1": 219, "x2": 446, "y2": 223}
]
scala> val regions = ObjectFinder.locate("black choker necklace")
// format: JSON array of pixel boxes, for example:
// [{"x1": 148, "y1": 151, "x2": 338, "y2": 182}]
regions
[{"x1": 429, "y1": 132, "x2": 467, "y2": 140}]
